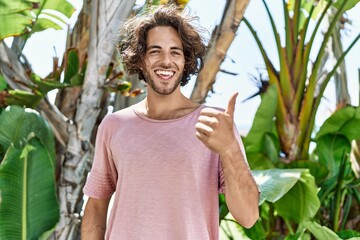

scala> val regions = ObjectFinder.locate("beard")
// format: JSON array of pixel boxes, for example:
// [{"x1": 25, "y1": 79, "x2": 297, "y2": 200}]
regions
[{"x1": 142, "y1": 69, "x2": 183, "y2": 95}]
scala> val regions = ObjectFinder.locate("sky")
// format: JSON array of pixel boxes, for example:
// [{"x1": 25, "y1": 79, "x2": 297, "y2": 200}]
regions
[{"x1": 19, "y1": 0, "x2": 360, "y2": 133}]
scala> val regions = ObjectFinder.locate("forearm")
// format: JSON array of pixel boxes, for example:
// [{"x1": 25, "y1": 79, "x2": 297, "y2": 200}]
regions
[
  {"x1": 81, "y1": 197, "x2": 110, "y2": 239},
  {"x1": 221, "y1": 143, "x2": 259, "y2": 228}
]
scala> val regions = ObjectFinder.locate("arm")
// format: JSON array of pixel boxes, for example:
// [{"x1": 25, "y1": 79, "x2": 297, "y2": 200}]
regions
[
  {"x1": 220, "y1": 140, "x2": 259, "y2": 228},
  {"x1": 81, "y1": 197, "x2": 111, "y2": 239},
  {"x1": 195, "y1": 93, "x2": 259, "y2": 228}
]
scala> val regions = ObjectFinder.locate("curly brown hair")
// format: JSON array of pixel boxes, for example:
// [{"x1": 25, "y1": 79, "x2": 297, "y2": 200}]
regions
[{"x1": 117, "y1": 5, "x2": 207, "y2": 86}]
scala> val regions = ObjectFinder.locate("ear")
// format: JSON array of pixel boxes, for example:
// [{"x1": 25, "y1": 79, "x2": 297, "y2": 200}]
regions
[{"x1": 139, "y1": 58, "x2": 146, "y2": 70}]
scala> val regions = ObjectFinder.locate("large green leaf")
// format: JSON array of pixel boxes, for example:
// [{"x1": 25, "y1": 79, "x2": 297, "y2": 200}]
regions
[
  {"x1": 0, "y1": 0, "x2": 75, "y2": 40},
  {"x1": 38, "y1": 0, "x2": 75, "y2": 18},
  {"x1": 0, "y1": 106, "x2": 55, "y2": 163},
  {"x1": 30, "y1": 73, "x2": 72, "y2": 94},
  {"x1": 315, "y1": 134, "x2": 351, "y2": 179},
  {"x1": 2, "y1": 70, "x2": 75, "y2": 109},
  {"x1": 0, "y1": 0, "x2": 37, "y2": 39},
  {"x1": 0, "y1": 74, "x2": 7, "y2": 91},
  {"x1": 0, "y1": 0, "x2": 36, "y2": 14},
  {"x1": 0, "y1": 135, "x2": 59, "y2": 239},
  {"x1": 32, "y1": 17, "x2": 62, "y2": 32},
  {"x1": 244, "y1": 84, "x2": 279, "y2": 168},
  {"x1": 303, "y1": 221, "x2": 342, "y2": 240},
  {"x1": 273, "y1": 169, "x2": 320, "y2": 223},
  {"x1": 316, "y1": 106, "x2": 360, "y2": 142},
  {"x1": 263, "y1": 133, "x2": 280, "y2": 165},
  {"x1": 288, "y1": 0, "x2": 327, "y2": 29},
  {"x1": 338, "y1": 230, "x2": 360, "y2": 239},
  {"x1": 30, "y1": 0, "x2": 74, "y2": 33},
  {"x1": 314, "y1": 106, "x2": 360, "y2": 179},
  {"x1": 287, "y1": 160, "x2": 329, "y2": 184},
  {"x1": 35, "y1": 0, "x2": 75, "y2": 31},
  {"x1": 254, "y1": 169, "x2": 303, "y2": 205},
  {"x1": 4, "y1": 89, "x2": 43, "y2": 108},
  {"x1": 244, "y1": 84, "x2": 278, "y2": 152},
  {"x1": 289, "y1": 0, "x2": 360, "y2": 26},
  {"x1": 64, "y1": 48, "x2": 80, "y2": 84},
  {"x1": 219, "y1": 194, "x2": 229, "y2": 221},
  {"x1": 328, "y1": 0, "x2": 360, "y2": 11},
  {"x1": 0, "y1": 11, "x2": 33, "y2": 39},
  {"x1": 246, "y1": 152, "x2": 275, "y2": 170}
]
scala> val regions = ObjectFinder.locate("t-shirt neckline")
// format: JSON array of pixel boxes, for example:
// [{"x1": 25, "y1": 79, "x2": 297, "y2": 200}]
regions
[{"x1": 132, "y1": 104, "x2": 204, "y2": 123}]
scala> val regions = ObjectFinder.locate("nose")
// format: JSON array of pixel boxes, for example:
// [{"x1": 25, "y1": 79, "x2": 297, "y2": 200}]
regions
[{"x1": 160, "y1": 53, "x2": 172, "y2": 67}]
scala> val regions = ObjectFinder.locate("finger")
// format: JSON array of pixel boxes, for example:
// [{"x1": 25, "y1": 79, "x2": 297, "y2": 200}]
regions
[
  {"x1": 225, "y1": 92, "x2": 238, "y2": 118},
  {"x1": 200, "y1": 108, "x2": 222, "y2": 117},
  {"x1": 197, "y1": 115, "x2": 218, "y2": 127},
  {"x1": 195, "y1": 122, "x2": 213, "y2": 135},
  {"x1": 195, "y1": 131, "x2": 207, "y2": 142}
]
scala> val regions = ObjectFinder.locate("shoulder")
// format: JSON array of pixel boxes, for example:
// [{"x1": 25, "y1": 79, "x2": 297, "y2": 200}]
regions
[{"x1": 99, "y1": 105, "x2": 136, "y2": 128}]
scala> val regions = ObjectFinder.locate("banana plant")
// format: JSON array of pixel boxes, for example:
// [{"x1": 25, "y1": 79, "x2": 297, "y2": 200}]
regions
[
  {"x1": 0, "y1": 46, "x2": 139, "y2": 109},
  {"x1": 0, "y1": 48, "x2": 83, "y2": 108},
  {"x1": 221, "y1": 83, "x2": 360, "y2": 238},
  {"x1": 0, "y1": 0, "x2": 75, "y2": 45},
  {"x1": 239, "y1": 4, "x2": 360, "y2": 237},
  {"x1": 0, "y1": 105, "x2": 59, "y2": 239},
  {"x1": 314, "y1": 106, "x2": 360, "y2": 233},
  {"x1": 0, "y1": 0, "x2": 77, "y2": 108},
  {"x1": 242, "y1": 0, "x2": 360, "y2": 162}
]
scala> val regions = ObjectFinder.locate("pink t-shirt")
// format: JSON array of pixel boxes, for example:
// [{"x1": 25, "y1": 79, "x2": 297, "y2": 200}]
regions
[{"x1": 84, "y1": 104, "x2": 228, "y2": 239}]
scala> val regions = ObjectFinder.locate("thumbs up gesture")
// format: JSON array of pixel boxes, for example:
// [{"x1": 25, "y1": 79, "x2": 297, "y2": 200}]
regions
[{"x1": 195, "y1": 93, "x2": 239, "y2": 155}]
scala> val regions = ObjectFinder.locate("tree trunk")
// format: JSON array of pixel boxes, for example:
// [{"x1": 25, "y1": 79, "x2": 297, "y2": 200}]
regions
[
  {"x1": 0, "y1": 42, "x2": 34, "y2": 91},
  {"x1": 333, "y1": 20, "x2": 351, "y2": 109},
  {"x1": 53, "y1": 0, "x2": 136, "y2": 239},
  {"x1": 326, "y1": 10, "x2": 351, "y2": 109},
  {"x1": 190, "y1": 0, "x2": 250, "y2": 103},
  {"x1": 55, "y1": 0, "x2": 92, "y2": 120}
]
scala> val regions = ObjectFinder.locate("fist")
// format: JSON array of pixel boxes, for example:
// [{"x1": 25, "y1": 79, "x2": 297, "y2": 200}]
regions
[{"x1": 195, "y1": 93, "x2": 239, "y2": 155}]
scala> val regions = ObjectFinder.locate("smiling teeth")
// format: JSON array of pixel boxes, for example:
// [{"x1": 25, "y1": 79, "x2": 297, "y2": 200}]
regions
[{"x1": 155, "y1": 70, "x2": 174, "y2": 76}]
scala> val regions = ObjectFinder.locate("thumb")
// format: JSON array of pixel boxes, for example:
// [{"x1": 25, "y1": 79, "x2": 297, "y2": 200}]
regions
[{"x1": 225, "y1": 92, "x2": 238, "y2": 118}]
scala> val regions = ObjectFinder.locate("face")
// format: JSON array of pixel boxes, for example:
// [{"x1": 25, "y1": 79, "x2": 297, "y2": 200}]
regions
[{"x1": 142, "y1": 26, "x2": 185, "y2": 95}]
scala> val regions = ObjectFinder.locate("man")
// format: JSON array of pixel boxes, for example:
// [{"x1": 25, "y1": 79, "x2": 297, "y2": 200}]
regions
[{"x1": 82, "y1": 5, "x2": 259, "y2": 239}]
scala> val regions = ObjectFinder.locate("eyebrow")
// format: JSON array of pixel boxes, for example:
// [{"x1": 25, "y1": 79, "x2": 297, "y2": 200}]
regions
[{"x1": 147, "y1": 45, "x2": 183, "y2": 51}]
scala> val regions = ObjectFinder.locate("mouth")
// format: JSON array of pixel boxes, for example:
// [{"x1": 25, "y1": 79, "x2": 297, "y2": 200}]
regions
[{"x1": 155, "y1": 70, "x2": 175, "y2": 80}]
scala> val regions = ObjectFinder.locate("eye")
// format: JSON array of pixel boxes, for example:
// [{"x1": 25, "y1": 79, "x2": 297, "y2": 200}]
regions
[
  {"x1": 171, "y1": 51, "x2": 182, "y2": 56},
  {"x1": 149, "y1": 50, "x2": 160, "y2": 54}
]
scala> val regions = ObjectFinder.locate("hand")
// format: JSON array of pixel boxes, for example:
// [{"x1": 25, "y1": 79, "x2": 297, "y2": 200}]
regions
[{"x1": 195, "y1": 92, "x2": 239, "y2": 156}]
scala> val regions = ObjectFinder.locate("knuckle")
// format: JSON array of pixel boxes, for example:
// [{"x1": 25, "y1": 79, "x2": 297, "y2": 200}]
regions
[
  {"x1": 212, "y1": 119, "x2": 219, "y2": 127},
  {"x1": 198, "y1": 115, "x2": 206, "y2": 122},
  {"x1": 214, "y1": 111, "x2": 223, "y2": 118},
  {"x1": 200, "y1": 108, "x2": 210, "y2": 114}
]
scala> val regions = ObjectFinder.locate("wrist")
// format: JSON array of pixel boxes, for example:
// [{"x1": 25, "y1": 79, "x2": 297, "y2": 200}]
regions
[{"x1": 219, "y1": 141, "x2": 241, "y2": 160}]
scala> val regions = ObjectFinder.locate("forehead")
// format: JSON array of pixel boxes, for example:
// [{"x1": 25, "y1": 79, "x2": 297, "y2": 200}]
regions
[{"x1": 146, "y1": 26, "x2": 183, "y2": 48}]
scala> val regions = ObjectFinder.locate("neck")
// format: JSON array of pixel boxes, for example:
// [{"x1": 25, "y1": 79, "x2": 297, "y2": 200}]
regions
[{"x1": 135, "y1": 87, "x2": 200, "y2": 120}]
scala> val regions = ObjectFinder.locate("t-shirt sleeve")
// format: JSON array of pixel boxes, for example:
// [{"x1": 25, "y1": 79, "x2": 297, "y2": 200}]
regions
[
  {"x1": 218, "y1": 160, "x2": 225, "y2": 194},
  {"x1": 83, "y1": 117, "x2": 117, "y2": 199}
]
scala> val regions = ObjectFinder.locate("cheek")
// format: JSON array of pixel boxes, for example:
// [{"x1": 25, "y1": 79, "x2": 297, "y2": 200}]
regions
[
  {"x1": 181, "y1": 61, "x2": 186, "y2": 71},
  {"x1": 143, "y1": 59, "x2": 152, "y2": 70}
]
